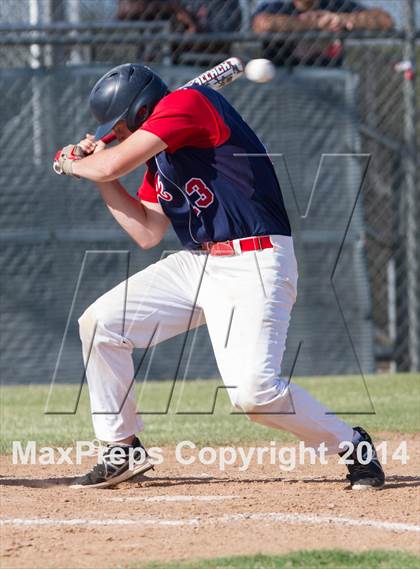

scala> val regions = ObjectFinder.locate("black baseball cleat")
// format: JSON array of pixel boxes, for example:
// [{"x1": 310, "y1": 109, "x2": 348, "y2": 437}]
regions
[
  {"x1": 343, "y1": 426, "x2": 385, "y2": 490},
  {"x1": 71, "y1": 437, "x2": 153, "y2": 489}
]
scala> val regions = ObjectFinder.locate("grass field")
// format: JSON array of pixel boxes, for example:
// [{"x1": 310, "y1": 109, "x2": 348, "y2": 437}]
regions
[
  {"x1": 140, "y1": 550, "x2": 420, "y2": 569},
  {"x1": 1, "y1": 373, "x2": 419, "y2": 453}
]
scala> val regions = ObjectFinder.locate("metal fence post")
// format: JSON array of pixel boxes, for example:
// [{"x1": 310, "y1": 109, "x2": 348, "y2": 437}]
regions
[
  {"x1": 402, "y1": 0, "x2": 419, "y2": 371},
  {"x1": 29, "y1": 0, "x2": 42, "y2": 166}
]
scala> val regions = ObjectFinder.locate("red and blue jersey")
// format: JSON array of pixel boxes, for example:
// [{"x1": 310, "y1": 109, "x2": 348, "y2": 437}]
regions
[{"x1": 138, "y1": 85, "x2": 291, "y2": 249}]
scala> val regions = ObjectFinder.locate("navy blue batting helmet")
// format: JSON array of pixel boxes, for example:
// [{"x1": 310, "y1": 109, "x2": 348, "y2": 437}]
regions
[{"x1": 89, "y1": 63, "x2": 169, "y2": 139}]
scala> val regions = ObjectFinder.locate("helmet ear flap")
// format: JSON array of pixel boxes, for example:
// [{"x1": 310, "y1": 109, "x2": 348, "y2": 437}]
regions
[
  {"x1": 126, "y1": 74, "x2": 169, "y2": 132},
  {"x1": 126, "y1": 98, "x2": 149, "y2": 132}
]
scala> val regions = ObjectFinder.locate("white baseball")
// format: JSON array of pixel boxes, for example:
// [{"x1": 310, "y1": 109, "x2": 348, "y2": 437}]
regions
[{"x1": 244, "y1": 58, "x2": 275, "y2": 83}]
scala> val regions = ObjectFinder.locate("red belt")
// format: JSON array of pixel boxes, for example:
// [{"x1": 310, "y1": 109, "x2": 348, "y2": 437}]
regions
[{"x1": 199, "y1": 235, "x2": 273, "y2": 256}]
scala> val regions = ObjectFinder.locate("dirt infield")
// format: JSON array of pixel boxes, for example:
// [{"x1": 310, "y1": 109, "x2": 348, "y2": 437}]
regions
[{"x1": 1, "y1": 435, "x2": 419, "y2": 569}]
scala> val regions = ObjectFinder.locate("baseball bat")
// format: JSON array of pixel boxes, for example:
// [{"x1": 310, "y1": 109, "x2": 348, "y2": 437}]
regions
[{"x1": 98, "y1": 57, "x2": 244, "y2": 145}]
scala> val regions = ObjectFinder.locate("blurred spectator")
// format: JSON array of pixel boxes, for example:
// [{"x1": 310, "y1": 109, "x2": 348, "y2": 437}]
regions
[
  {"x1": 117, "y1": 0, "x2": 242, "y2": 65},
  {"x1": 117, "y1": 0, "x2": 199, "y2": 63},
  {"x1": 181, "y1": 1, "x2": 242, "y2": 64},
  {"x1": 252, "y1": 0, "x2": 394, "y2": 66},
  {"x1": 117, "y1": 0, "x2": 198, "y2": 32},
  {"x1": 184, "y1": 0, "x2": 242, "y2": 33}
]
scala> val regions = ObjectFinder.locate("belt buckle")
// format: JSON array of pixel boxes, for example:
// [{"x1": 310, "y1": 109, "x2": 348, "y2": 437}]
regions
[{"x1": 209, "y1": 241, "x2": 235, "y2": 256}]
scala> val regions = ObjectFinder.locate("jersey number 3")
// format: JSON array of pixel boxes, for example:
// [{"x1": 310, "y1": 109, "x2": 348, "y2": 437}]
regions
[{"x1": 185, "y1": 178, "x2": 214, "y2": 216}]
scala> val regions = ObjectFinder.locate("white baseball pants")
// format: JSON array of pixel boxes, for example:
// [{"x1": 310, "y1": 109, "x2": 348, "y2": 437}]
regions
[{"x1": 78, "y1": 235, "x2": 353, "y2": 452}]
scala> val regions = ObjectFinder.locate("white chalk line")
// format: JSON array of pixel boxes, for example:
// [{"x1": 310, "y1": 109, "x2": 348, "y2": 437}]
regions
[
  {"x1": 1, "y1": 513, "x2": 419, "y2": 533},
  {"x1": 104, "y1": 494, "x2": 239, "y2": 503}
]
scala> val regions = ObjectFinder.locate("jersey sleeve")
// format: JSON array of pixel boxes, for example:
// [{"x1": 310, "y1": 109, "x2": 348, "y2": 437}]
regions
[
  {"x1": 253, "y1": 1, "x2": 294, "y2": 16},
  {"x1": 137, "y1": 167, "x2": 158, "y2": 203},
  {"x1": 140, "y1": 89, "x2": 231, "y2": 153},
  {"x1": 253, "y1": 0, "x2": 363, "y2": 15},
  {"x1": 338, "y1": 0, "x2": 364, "y2": 12}
]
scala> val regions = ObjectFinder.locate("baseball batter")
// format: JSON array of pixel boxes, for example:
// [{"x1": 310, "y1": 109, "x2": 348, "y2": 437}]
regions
[{"x1": 54, "y1": 63, "x2": 384, "y2": 490}]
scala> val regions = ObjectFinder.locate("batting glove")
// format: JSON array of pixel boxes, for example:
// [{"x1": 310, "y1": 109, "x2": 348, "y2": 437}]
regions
[{"x1": 53, "y1": 144, "x2": 85, "y2": 176}]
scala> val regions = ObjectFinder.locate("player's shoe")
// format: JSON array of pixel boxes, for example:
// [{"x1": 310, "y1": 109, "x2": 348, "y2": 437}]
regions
[
  {"x1": 344, "y1": 426, "x2": 385, "y2": 490},
  {"x1": 71, "y1": 437, "x2": 153, "y2": 489}
]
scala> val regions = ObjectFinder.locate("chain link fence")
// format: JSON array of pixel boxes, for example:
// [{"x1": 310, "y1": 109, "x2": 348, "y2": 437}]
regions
[{"x1": 1, "y1": 0, "x2": 419, "y2": 384}]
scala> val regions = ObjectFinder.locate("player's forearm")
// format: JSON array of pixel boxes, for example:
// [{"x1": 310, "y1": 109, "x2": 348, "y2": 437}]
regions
[
  {"x1": 253, "y1": 13, "x2": 312, "y2": 32},
  {"x1": 345, "y1": 10, "x2": 394, "y2": 31},
  {"x1": 253, "y1": 10, "x2": 394, "y2": 33},
  {"x1": 72, "y1": 131, "x2": 167, "y2": 182},
  {"x1": 72, "y1": 148, "x2": 134, "y2": 182},
  {"x1": 96, "y1": 180, "x2": 161, "y2": 249}
]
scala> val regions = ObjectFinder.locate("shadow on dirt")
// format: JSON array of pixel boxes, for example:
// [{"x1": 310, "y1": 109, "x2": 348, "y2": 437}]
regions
[{"x1": 1, "y1": 474, "x2": 419, "y2": 490}]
